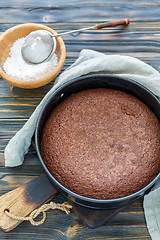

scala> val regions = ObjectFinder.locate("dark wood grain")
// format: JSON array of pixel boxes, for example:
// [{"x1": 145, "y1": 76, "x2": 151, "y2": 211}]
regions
[
  {"x1": 1, "y1": 0, "x2": 160, "y2": 23},
  {"x1": 1, "y1": 0, "x2": 159, "y2": 239}
]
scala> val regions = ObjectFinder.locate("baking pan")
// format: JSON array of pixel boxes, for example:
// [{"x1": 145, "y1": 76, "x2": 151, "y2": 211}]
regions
[{"x1": 35, "y1": 74, "x2": 160, "y2": 211}]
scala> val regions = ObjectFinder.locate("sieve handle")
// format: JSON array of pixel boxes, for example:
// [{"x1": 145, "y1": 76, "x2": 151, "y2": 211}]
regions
[
  {"x1": 53, "y1": 19, "x2": 130, "y2": 37},
  {"x1": 94, "y1": 19, "x2": 130, "y2": 29}
]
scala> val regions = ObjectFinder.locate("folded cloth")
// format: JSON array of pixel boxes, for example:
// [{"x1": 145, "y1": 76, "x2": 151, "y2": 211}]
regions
[
  {"x1": 4, "y1": 49, "x2": 160, "y2": 167},
  {"x1": 4, "y1": 49, "x2": 160, "y2": 239},
  {"x1": 144, "y1": 181, "x2": 160, "y2": 240}
]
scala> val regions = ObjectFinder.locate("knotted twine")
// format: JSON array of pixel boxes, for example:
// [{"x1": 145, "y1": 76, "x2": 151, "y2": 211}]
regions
[{"x1": 4, "y1": 201, "x2": 72, "y2": 226}]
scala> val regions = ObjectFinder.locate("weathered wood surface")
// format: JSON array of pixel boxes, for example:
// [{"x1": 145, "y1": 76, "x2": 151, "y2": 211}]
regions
[{"x1": 1, "y1": 0, "x2": 160, "y2": 239}]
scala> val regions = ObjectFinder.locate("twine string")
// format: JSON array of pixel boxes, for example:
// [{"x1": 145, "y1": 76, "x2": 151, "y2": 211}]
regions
[{"x1": 4, "y1": 201, "x2": 72, "y2": 226}]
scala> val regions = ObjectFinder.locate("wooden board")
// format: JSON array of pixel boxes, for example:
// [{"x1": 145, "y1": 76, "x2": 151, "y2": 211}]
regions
[{"x1": 0, "y1": 174, "x2": 57, "y2": 232}]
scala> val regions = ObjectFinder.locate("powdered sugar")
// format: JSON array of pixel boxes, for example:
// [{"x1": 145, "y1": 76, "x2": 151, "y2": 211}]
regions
[{"x1": 3, "y1": 37, "x2": 58, "y2": 81}]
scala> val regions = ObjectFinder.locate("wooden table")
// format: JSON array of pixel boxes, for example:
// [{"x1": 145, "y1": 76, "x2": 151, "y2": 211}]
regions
[{"x1": 1, "y1": 0, "x2": 160, "y2": 239}]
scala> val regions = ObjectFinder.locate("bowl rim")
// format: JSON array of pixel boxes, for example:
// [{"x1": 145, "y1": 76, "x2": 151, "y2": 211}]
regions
[
  {"x1": 35, "y1": 73, "x2": 160, "y2": 204},
  {"x1": 0, "y1": 23, "x2": 66, "y2": 89}
]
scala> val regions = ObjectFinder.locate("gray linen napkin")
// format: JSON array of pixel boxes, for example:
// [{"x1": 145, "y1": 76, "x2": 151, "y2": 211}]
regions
[
  {"x1": 4, "y1": 49, "x2": 160, "y2": 239},
  {"x1": 144, "y1": 181, "x2": 160, "y2": 240}
]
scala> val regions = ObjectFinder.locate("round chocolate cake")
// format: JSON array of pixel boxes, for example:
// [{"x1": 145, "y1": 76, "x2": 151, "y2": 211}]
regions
[{"x1": 40, "y1": 88, "x2": 160, "y2": 199}]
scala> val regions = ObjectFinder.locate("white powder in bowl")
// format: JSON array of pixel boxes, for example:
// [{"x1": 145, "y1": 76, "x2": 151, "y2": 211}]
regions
[{"x1": 3, "y1": 37, "x2": 58, "y2": 81}]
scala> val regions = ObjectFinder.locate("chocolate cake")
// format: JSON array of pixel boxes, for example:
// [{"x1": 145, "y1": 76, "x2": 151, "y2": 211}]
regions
[{"x1": 40, "y1": 88, "x2": 160, "y2": 199}]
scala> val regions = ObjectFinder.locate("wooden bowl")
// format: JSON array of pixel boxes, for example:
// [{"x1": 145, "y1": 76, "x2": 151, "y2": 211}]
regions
[{"x1": 0, "y1": 23, "x2": 66, "y2": 89}]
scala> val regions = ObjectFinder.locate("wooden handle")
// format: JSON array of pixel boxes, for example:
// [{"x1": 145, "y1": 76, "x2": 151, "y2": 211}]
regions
[
  {"x1": 94, "y1": 19, "x2": 130, "y2": 29},
  {"x1": 0, "y1": 174, "x2": 57, "y2": 232}
]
